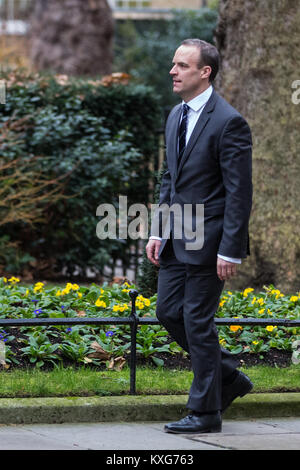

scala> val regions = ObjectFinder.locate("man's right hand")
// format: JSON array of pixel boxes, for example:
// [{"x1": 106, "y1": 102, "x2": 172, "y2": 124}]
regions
[{"x1": 146, "y1": 239, "x2": 161, "y2": 266}]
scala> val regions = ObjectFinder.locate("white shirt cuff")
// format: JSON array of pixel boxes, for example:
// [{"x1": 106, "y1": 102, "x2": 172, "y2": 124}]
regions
[
  {"x1": 217, "y1": 254, "x2": 242, "y2": 264},
  {"x1": 149, "y1": 236, "x2": 162, "y2": 241}
]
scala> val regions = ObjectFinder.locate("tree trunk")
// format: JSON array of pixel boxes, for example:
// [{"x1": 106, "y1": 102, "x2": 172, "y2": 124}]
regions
[
  {"x1": 29, "y1": 0, "x2": 114, "y2": 76},
  {"x1": 214, "y1": 0, "x2": 300, "y2": 293}
]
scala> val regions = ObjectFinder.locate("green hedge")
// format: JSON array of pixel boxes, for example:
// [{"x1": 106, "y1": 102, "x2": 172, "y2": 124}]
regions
[{"x1": 0, "y1": 72, "x2": 161, "y2": 278}]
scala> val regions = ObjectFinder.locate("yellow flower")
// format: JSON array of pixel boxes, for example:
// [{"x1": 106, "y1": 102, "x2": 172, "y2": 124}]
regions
[
  {"x1": 227, "y1": 291, "x2": 233, "y2": 295},
  {"x1": 243, "y1": 287, "x2": 254, "y2": 297},
  {"x1": 95, "y1": 298, "x2": 106, "y2": 308},
  {"x1": 251, "y1": 297, "x2": 257, "y2": 305},
  {"x1": 267, "y1": 309, "x2": 273, "y2": 316},
  {"x1": 271, "y1": 289, "x2": 280, "y2": 295},
  {"x1": 60, "y1": 282, "x2": 80, "y2": 295},
  {"x1": 271, "y1": 289, "x2": 284, "y2": 299},
  {"x1": 144, "y1": 298, "x2": 150, "y2": 307},
  {"x1": 2, "y1": 277, "x2": 7, "y2": 283},
  {"x1": 112, "y1": 303, "x2": 127, "y2": 312},
  {"x1": 257, "y1": 298, "x2": 264, "y2": 305},
  {"x1": 60, "y1": 283, "x2": 79, "y2": 293},
  {"x1": 136, "y1": 300, "x2": 145, "y2": 309},
  {"x1": 258, "y1": 308, "x2": 265, "y2": 315},
  {"x1": 219, "y1": 338, "x2": 226, "y2": 346},
  {"x1": 56, "y1": 290, "x2": 62, "y2": 296},
  {"x1": 77, "y1": 292, "x2": 82, "y2": 298},
  {"x1": 63, "y1": 285, "x2": 73, "y2": 295},
  {"x1": 122, "y1": 288, "x2": 130, "y2": 293},
  {"x1": 119, "y1": 303, "x2": 129, "y2": 312},
  {"x1": 33, "y1": 282, "x2": 44, "y2": 293},
  {"x1": 25, "y1": 289, "x2": 29, "y2": 296},
  {"x1": 290, "y1": 296, "x2": 298, "y2": 302},
  {"x1": 266, "y1": 325, "x2": 277, "y2": 332},
  {"x1": 8, "y1": 276, "x2": 20, "y2": 284},
  {"x1": 230, "y1": 325, "x2": 242, "y2": 332},
  {"x1": 252, "y1": 341, "x2": 259, "y2": 345},
  {"x1": 219, "y1": 300, "x2": 225, "y2": 307}
]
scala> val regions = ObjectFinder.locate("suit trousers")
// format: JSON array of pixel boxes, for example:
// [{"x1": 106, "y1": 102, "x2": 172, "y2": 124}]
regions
[{"x1": 156, "y1": 238, "x2": 239, "y2": 413}]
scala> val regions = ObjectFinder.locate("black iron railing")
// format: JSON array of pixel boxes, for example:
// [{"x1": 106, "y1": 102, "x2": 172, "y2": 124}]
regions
[{"x1": 0, "y1": 289, "x2": 299, "y2": 394}]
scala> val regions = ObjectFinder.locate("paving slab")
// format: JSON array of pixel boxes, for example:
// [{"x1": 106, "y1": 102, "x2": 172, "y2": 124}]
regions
[
  {"x1": 0, "y1": 422, "x2": 214, "y2": 450},
  {"x1": 0, "y1": 418, "x2": 299, "y2": 451},
  {"x1": 185, "y1": 418, "x2": 300, "y2": 450}
]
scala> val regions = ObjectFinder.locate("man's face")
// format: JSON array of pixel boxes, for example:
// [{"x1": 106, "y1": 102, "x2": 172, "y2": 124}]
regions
[{"x1": 170, "y1": 45, "x2": 210, "y2": 102}]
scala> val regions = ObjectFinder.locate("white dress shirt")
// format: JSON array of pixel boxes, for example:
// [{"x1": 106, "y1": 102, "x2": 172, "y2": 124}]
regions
[{"x1": 151, "y1": 85, "x2": 241, "y2": 265}]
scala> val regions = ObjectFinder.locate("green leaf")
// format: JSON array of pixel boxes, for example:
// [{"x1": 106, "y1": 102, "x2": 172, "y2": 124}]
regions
[
  {"x1": 229, "y1": 345, "x2": 243, "y2": 354},
  {"x1": 151, "y1": 356, "x2": 164, "y2": 367}
]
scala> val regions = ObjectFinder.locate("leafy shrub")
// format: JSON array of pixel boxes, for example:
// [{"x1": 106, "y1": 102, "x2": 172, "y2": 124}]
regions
[{"x1": 0, "y1": 72, "x2": 161, "y2": 278}]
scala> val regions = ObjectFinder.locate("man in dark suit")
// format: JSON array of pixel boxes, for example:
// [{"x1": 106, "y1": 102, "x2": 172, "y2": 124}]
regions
[{"x1": 146, "y1": 39, "x2": 253, "y2": 434}]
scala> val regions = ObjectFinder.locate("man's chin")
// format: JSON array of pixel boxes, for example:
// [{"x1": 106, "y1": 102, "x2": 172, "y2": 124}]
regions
[{"x1": 173, "y1": 85, "x2": 182, "y2": 96}]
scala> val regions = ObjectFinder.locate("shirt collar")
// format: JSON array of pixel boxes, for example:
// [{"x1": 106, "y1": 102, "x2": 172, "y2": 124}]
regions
[{"x1": 183, "y1": 85, "x2": 213, "y2": 112}]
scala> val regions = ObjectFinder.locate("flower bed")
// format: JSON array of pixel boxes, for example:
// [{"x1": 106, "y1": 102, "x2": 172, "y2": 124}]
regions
[{"x1": 0, "y1": 277, "x2": 299, "y2": 370}]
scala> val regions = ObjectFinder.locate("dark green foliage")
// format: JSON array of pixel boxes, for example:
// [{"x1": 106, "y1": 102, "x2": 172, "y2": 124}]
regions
[{"x1": 0, "y1": 73, "x2": 161, "y2": 279}]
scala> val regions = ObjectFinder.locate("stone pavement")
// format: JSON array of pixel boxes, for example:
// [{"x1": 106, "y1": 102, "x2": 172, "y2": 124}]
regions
[{"x1": 0, "y1": 417, "x2": 299, "y2": 450}]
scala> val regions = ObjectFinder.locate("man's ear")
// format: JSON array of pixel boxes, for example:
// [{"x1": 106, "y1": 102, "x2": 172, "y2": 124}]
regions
[{"x1": 200, "y1": 66, "x2": 212, "y2": 79}]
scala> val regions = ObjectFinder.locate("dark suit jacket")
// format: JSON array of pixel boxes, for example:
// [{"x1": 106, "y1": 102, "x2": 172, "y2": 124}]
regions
[{"x1": 151, "y1": 88, "x2": 252, "y2": 265}]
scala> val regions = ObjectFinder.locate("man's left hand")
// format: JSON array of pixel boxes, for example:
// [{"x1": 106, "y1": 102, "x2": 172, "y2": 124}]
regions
[{"x1": 217, "y1": 258, "x2": 238, "y2": 281}]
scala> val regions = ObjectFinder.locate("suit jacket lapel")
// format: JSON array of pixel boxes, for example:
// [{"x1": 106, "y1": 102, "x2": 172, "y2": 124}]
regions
[
  {"x1": 176, "y1": 90, "x2": 218, "y2": 180},
  {"x1": 167, "y1": 104, "x2": 181, "y2": 179}
]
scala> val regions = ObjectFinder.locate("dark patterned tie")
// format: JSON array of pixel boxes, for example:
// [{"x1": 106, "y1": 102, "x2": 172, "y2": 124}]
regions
[{"x1": 178, "y1": 103, "x2": 189, "y2": 168}]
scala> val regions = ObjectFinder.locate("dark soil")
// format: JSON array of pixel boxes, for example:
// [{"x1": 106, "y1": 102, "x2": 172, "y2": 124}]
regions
[{"x1": 137, "y1": 349, "x2": 294, "y2": 370}]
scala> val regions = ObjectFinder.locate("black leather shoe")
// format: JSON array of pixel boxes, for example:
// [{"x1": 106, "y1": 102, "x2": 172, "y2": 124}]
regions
[
  {"x1": 164, "y1": 411, "x2": 222, "y2": 434},
  {"x1": 222, "y1": 371, "x2": 253, "y2": 413}
]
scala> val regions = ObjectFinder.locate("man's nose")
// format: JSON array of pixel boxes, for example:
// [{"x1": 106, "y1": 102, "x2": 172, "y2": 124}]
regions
[{"x1": 170, "y1": 65, "x2": 177, "y2": 75}]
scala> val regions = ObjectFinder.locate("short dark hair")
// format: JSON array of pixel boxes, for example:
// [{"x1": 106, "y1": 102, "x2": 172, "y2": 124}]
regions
[{"x1": 180, "y1": 39, "x2": 219, "y2": 82}]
